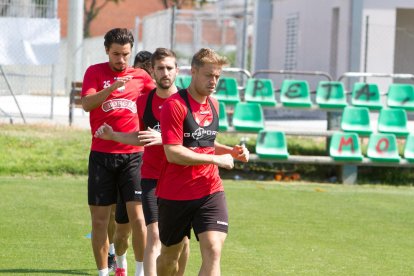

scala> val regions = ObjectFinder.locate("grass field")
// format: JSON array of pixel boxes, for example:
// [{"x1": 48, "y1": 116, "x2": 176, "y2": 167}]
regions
[{"x1": 1, "y1": 176, "x2": 414, "y2": 275}]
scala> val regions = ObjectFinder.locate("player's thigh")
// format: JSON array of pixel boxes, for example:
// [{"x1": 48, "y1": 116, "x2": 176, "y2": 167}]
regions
[
  {"x1": 118, "y1": 152, "x2": 143, "y2": 203},
  {"x1": 88, "y1": 151, "x2": 118, "y2": 206},
  {"x1": 141, "y1": 178, "x2": 158, "y2": 226}
]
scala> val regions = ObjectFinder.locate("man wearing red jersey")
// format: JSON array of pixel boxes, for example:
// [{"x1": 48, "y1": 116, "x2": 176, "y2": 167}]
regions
[
  {"x1": 156, "y1": 48, "x2": 249, "y2": 275},
  {"x1": 81, "y1": 28, "x2": 155, "y2": 276},
  {"x1": 94, "y1": 48, "x2": 190, "y2": 276}
]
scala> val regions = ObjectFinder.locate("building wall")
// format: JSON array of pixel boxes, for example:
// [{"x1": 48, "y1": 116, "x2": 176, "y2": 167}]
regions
[
  {"x1": 265, "y1": 0, "x2": 414, "y2": 91},
  {"x1": 268, "y1": 0, "x2": 351, "y2": 87},
  {"x1": 58, "y1": 0, "x2": 167, "y2": 38},
  {"x1": 394, "y1": 8, "x2": 414, "y2": 84}
]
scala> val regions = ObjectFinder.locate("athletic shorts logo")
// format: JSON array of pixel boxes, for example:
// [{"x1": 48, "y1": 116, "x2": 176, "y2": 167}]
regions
[
  {"x1": 102, "y1": 99, "x2": 137, "y2": 113},
  {"x1": 135, "y1": 191, "x2": 142, "y2": 195},
  {"x1": 183, "y1": 127, "x2": 217, "y2": 140},
  {"x1": 217, "y1": 220, "x2": 228, "y2": 226}
]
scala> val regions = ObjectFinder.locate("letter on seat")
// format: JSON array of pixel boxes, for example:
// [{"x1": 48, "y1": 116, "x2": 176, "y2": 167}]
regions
[
  {"x1": 367, "y1": 133, "x2": 400, "y2": 162},
  {"x1": 255, "y1": 130, "x2": 289, "y2": 159},
  {"x1": 212, "y1": 77, "x2": 240, "y2": 105},
  {"x1": 280, "y1": 80, "x2": 313, "y2": 108},
  {"x1": 329, "y1": 132, "x2": 363, "y2": 161},
  {"x1": 244, "y1": 78, "x2": 276, "y2": 107},
  {"x1": 316, "y1": 81, "x2": 347, "y2": 109}
]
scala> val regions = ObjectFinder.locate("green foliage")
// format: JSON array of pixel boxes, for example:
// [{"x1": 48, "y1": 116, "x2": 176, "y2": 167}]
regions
[{"x1": 1, "y1": 176, "x2": 414, "y2": 275}]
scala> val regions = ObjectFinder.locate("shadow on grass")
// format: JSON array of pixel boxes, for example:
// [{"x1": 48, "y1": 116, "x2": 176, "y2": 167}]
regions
[{"x1": 0, "y1": 268, "x2": 92, "y2": 275}]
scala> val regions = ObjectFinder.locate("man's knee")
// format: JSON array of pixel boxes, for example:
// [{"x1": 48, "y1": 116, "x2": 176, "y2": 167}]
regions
[{"x1": 157, "y1": 253, "x2": 179, "y2": 274}]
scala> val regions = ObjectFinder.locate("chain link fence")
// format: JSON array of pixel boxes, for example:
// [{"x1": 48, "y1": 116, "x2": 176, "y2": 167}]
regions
[
  {"x1": 0, "y1": 0, "x2": 60, "y2": 122},
  {"x1": 141, "y1": 7, "x2": 252, "y2": 70}
]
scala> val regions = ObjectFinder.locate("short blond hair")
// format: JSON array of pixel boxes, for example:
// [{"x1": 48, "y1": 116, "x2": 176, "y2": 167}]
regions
[{"x1": 191, "y1": 48, "x2": 228, "y2": 68}]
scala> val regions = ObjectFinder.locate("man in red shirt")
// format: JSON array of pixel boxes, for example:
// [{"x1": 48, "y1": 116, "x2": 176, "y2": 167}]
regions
[
  {"x1": 81, "y1": 28, "x2": 155, "y2": 276},
  {"x1": 156, "y1": 48, "x2": 249, "y2": 275},
  {"x1": 94, "y1": 48, "x2": 190, "y2": 276}
]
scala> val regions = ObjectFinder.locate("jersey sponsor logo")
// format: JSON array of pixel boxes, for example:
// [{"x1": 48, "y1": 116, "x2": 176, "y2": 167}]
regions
[
  {"x1": 184, "y1": 127, "x2": 217, "y2": 140},
  {"x1": 102, "y1": 99, "x2": 137, "y2": 113},
  {"x1": 152, "y1": 122, "x2": 161, "y2": 133},
  {"x1": 217, "y1": 220, "x2": 228, "y2": 226}
]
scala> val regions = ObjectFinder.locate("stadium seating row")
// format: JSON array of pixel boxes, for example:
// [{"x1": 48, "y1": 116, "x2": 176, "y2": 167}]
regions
[
  {"x1": 220, "y1": 101, "x2": 411, "y2": 137},
  {"x1": 255, "y1": 130, "x2": 414, "y2": 163},
  {"x1": 175, "y1": 75, "x2": 414, "y2": 111}
]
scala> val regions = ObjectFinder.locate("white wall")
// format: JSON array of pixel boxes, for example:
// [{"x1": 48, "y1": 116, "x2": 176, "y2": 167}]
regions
[
  {"x1": 268, "y1": 0, "x2": 351, "y2": 87},
  {"x1": 266, "y1": 0, "x2": 414, "y2": 92}
]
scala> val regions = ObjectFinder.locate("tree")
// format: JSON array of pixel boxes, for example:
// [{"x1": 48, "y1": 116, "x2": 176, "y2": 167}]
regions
[
  {"x1": 83, "y1": 0, "x2": 125, "y2": 38},
  {"x1": 159, "y1": 0, "x2": 209, "y2": 9}
]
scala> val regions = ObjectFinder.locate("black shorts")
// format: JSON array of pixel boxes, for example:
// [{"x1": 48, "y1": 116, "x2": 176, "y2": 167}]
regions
[
  {"x1": 158, "y1": 191, "x2": 228, "y2": 246},
  {"x1": 88, "y1": 151, "x2": 143, "y2": 207},
  {"x1": 141, "y1": 178, "x2": 158, "y2": 226},
  {"x1": 115, "y1": 194, "x2": 129, "y2": 224}
]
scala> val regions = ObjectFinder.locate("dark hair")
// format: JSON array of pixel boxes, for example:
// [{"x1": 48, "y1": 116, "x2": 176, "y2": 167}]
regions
[
  {"x1": 151, "y1": 48, "x2": 177, "y2": 68},
  {"x1": 104, "y1": 28, "x2": 134, "y2": 49},
  {"x1": 133, "y1": 50, "x2": 152, "y2": 74}
]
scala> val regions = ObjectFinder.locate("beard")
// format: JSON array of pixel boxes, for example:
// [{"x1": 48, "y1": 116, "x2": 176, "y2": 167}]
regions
[{"x1": 156, "y1": 78, "x2": 172, "y2": 89}]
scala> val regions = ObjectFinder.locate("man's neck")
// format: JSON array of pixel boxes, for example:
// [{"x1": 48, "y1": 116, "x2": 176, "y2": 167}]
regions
[
  {"x1": 156, "y1": 85, "x2": 177, "y2": 99},
  {"x1": 187, "y1": 85, "x2": 207, "y2": 104}
]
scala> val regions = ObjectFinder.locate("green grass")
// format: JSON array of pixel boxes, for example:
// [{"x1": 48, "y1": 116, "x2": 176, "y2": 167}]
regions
[
  {"x1": 1, "y1": 176, "x2": 414, "y2": 275},
  {"x1": 0, "y1": 124, "x2": 90, "y2": 175}
]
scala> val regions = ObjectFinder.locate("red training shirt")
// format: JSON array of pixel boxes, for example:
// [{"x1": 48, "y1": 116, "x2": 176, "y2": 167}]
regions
[
  {"x1": 137, "y1": 91, "x2": 171, "y2": 179},
  {"x1": 81, "y1": 62, "x2": 155, "y2": 153},
  {"x1": 156, "y1": 90, "x2": 223, "y2": 200}
]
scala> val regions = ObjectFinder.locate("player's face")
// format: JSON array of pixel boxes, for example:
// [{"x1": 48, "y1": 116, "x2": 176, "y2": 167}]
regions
[
  {"x1": 192, "y1": 63, "x2": 222, "y2": 97},
  {"x1": 106, "y1": 43, "x2": 131, "y2": 72},
  {"x1": 152, "y1": 57, "x2": 178, "y2": 89}
]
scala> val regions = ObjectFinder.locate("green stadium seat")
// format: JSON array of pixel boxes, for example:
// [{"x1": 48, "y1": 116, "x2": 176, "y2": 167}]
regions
[
  {"x1": 232, "y1": 102, "x2": 264, "y2": 132},
  {"x1": 403, "y1": 133, "x2": 414, "y2": 162},
  {"x1": 280, "y1": 80, "x2": 313, "y2": 108},
  {"x1": 255, "y1": 130, "x2": 289, "y2": 159},
  {"x1": 218, "y1": 101, "x2": 229, "y2": 131},
  {"x1": 212, "y1": 77, "x2": 240, "y2": 105},
  {"x1": 377, "y1": 108, "x2": 409, "y2": 137},
  {"x1": 341, "y1": 106, "x2": 372, "y2": 136},
  {"x1": 316, "y1": 81, "x2": 348, "y2": 109},
  {"x1": 244, "y1": 78, "x2": 276, "y2": 106},
  {"x1": 175, "y1": 75, "x2": 192, "y2": 89},
  {"x1": 351, "y1": 82, "x2": 383, "y2": 110},
  {"x1": 329, "y1": 132, "x2": 363, "y2": 161},
  {"x1": 386, "y1": 83, "x2": 414, "y2": 111},
  {"x1": 367, "y1": 133, "x2": 400, "y2": 162}
]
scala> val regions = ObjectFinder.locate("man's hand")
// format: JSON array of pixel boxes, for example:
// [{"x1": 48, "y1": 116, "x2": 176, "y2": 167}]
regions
[
  {"x1": 111, "y1": 76, "x2": 132, "y2": 92},
  {"x1": 230, "y1": 144, "x2": 250, "y2": 162},
  {"x1": 213, "y1": 154, "x2": 234, "y2": 170},
  {"x1": 94, "y1": 123, "x2": 114, "y2": 140},
  {"x1": 139, "y1": 127, "x2": 162, "y2": 147}
]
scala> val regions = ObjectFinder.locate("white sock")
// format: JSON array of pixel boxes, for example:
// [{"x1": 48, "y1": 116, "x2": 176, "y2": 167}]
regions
[
  {"x1": 98, "y1": 267, "x2": 109, "y2": 276},
  {"x1": 116, "y1": 253, "x2": 127, "y2": 269},
  {"x1": 135, "y1": 261, "x2": 144, "y2": 276},
  {"x1": 109, "y1": 243, "x2": 115, "y2": 255}
]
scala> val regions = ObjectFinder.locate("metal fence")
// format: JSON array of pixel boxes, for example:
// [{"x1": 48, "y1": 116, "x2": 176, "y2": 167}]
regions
[
  {"x1": 140, "y1": 5, "x2": 253, "y2": 69},
  {"x1": 0, "y1": 0, "x2": 58, "y2": 122}
]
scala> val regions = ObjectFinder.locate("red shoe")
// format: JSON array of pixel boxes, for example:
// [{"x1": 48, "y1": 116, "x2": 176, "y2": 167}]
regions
[{"x1": 115, "y1": 268, "x2": 126, "y2": 276}]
